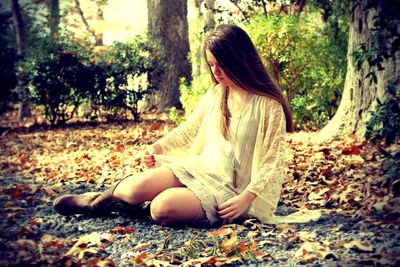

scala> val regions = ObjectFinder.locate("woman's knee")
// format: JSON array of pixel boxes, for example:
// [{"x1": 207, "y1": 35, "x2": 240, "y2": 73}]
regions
[
  {"x1": 113, "y1": 170, "x2": 158, "y2": 203},
  {"x1": 150, "y1": 193, "x2": 176, "y2": 225},
  {"x1": 149, "y1": 188, "x2": 204, "y2": 226}
]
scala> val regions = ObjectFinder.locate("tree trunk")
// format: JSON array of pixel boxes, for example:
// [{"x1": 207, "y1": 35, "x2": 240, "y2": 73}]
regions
[
  {"x1": 192, "y1": 0, "x2": 202, "y2": 77},
  {"x1": 147, "y1": 0, "x2": 191, "y2": 111},
  {"x1": 11, "y1": 0, "x2": 31, "y2": 121},
  {"x1": 192, "y1": 0, "x2": 215, "y2": 77},
  {"x1": 315, "y1": 0, "x2": 400, "y2": 142},
  {"x1": 94, "y1": 4, "x2": 104, "y2": 46},
  {"x1": 47, "y1": 0, "x2": 60, "y2": 39},
  {"x1": 203, "y1": 0, "x2": 215, "y2": 31}
]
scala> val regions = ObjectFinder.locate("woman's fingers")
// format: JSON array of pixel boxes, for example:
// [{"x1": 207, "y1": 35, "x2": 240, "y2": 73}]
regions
[
  {"x1": 217, "y1": 205, "x2": 235, "y2": 216},
  {"x1": 143, "y1": 155, "x2": 154, "y2": 161},
  {"x1": 142, "y1": 154, "x2": 155, "y2": 168},
  {"x1": 219, "y1": 211, "x2": 237, "y2": 220}
]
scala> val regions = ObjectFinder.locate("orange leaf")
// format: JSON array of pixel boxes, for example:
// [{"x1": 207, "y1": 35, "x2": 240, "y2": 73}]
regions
[
  {"x1": 208, "y1": 227, "x2": 232, "y2": 238},
  {"x1": 131, "y1": 252, "x2": 147, "y2": 264},
  {"x1": 111, "y1": 226, "x2": 135, "y2": 234},
  {"x1": 237, "y1": 240, "x2": 248, "y2": 253},
  {"x1": 342, "y1": 145, "x2": 362, "y2": 155},
  {"x1": 132, "y1": 242, "x2": 152, "y2": 251},
  {"x1": 114, "y1": 144, "x2": 125, "y2": 153},
  {"x1": 221, "y1": 232, "x2": 238, "y2": 252},
  {"x1": 201, "y1": 257, "x2": 217, "y2": 264}
]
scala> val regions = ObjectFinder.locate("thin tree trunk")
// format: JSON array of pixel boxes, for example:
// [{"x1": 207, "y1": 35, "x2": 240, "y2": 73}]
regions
[
  {"x1": 47, "y1": 0, "x2": 60, "y2": 39},
  {"x1": 203, "y1": 0, "x2": 215, "y2": 31},
  {"x1": 192, "y1": 0, "x2": 215, "y2": 77},
  {"x1": 11, "y1": 0, "x2": 31, "y2": 121},
  {"x1": 192, "y1": 0, "x2": 202, "y2": 77},
  {"x1": 315, "y1": 0, "x2": 400, "y2": 142},
  {"x1": 94, "y1": 4, "x2": 104, "y2": 46}
]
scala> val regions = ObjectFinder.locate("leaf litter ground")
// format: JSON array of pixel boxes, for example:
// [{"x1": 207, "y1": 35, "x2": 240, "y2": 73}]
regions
[{"x1": 0, "y1": 115, "x2": 399, "y2": 266}]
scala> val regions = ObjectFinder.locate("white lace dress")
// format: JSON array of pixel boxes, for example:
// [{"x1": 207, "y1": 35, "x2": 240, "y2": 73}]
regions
[{"x1": 153, "y1": 85, "x2": 287, "y2": 225}]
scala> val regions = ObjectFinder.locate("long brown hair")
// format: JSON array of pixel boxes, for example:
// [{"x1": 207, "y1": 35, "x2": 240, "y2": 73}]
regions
[{"x1": 203, "y1": 24, "x2": 294, "y2": 139}]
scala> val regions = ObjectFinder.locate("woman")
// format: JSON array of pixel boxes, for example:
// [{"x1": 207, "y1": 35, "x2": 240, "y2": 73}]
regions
[{"x1": 53, "y1": 24, "x2": 294, "y2": 227}]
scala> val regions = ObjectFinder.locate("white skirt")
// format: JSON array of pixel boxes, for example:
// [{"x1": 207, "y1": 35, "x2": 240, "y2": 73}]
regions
[{"x1": 154, "y1": 154, "x2": 243, "y2": 225}]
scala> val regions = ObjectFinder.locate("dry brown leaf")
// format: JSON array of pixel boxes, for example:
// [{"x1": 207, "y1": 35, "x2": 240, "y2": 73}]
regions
[
  {"x1": 343, "y1": 240, "x2": 374, "y2": 252},
  {"x1": 130, "y1": 252, "x2": 147, "y2": 264},
  {"x1": 295, "y1": 241, "x2": 336, "y2": 263},
  {"x1": 132, "y1": 242, "x2": 152, "y2": 251},
  {"x1": 275, "y1": 224, "x2": 297, "y2": 233},
  {"x1": 297, "y1": 162, "x2": 309, "y2": 171},
  {"x1": 65, "y1": 232, "x2": 112, "y2": 258},
  {"x1": 208, "y1": 227, "x2": 232, "y2": 238},
  {"x1": 221, "y1": 232, "x2": 238, "y2": 253}
]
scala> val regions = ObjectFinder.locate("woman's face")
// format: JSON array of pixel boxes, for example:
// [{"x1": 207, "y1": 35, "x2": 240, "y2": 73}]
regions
[{"x1": 205, "y1": 50, "x2": 234, "y2": 87}]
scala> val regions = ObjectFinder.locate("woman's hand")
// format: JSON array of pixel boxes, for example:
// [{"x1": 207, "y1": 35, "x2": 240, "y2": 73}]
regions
[
  {"x1": 217, "y1": 191, "x2": 256, "y2": 221},
  {"x1": 142, "y1": 143, "x2": 162, "y2": 168}
]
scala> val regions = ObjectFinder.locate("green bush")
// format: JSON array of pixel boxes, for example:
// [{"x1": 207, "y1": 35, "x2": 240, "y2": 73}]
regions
[
  {"x1": 22, "y1": 35, "x2": 164, "y2": 125},
  {"x1": 245, "y1": 12, "x2": 347, "y2": 130},
  {"x1": 170, "y1": 73, "x2": 213, "y2": 124},
  {"x1": 179, "y1": 73, "x2": 212, "y2": 115},
  {"x1": 21, "y1": 37, "x2": 91, "y2": 125},
  {"x1": 97, "y1": 39, "x2": 165, "y2": 120}
]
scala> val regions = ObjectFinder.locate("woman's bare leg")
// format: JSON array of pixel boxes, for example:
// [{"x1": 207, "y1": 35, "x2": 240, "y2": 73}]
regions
[
  {"x1": 113, "y1": 167, "x2": 184, "y2": 205},
  {"x1": 150, "y1": 187, "x2": 207, "y2": 226}
]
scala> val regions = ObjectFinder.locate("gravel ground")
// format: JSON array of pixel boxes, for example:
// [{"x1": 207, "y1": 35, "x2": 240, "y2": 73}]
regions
[{"x1": 1, "y1": 176, "x2": 399, "y2": 266}]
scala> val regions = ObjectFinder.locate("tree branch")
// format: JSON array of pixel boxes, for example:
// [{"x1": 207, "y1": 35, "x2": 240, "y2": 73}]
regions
[{"x1": 73, "y1": 0, "x2": 96, "y2": 41}]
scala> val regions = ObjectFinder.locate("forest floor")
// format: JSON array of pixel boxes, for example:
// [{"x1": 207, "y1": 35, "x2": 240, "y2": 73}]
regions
[{"x1": 0, "y1": 112, "x2": 399, "y2": 266}]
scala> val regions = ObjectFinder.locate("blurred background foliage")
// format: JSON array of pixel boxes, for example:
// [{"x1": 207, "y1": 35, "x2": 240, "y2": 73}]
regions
[
  {"x1": 20, "y1": 34, "x2": 164, "y2": 125},
  {"x1": 177, "y1": 0, "x2": 349, "y2": 131},
  {"x1": 1, "y1": 0, "x2": 349, "y2": 131},
  {"x1": 245, "y1": 10, "x2": 348, "y2": 130}
]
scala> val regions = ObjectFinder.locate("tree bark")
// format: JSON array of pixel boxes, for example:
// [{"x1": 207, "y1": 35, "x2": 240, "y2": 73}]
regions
[
  {"x1": 203, "y1": 0, "x2": 215, "y2": 31},
  {"x1": 11, "y1": 0, "x2": 31, "y2": 121},
  {"x1": 94, "y1": 1, "x2": 105, "y2": 46},
  {"x1": 47, "y1": 0, "x2": 60, "y2": 39},
  {"x1": 192, "y1": 0, "x2": 215, "y2": 77},
  {"x1": 147, "y1": 0, "x2": 191, "y2": 111},
  {"x1": 315, "y1": 0, "x2": 400, "y2": 142}
]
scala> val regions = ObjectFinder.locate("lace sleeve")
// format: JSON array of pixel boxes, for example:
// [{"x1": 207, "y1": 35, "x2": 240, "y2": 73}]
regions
[
  {"x1": 154, "y1": 89, "x2": 213, "y2": 154},
  {"x1": 246, "y1": 100, "x2": 287, "y2": 197}
]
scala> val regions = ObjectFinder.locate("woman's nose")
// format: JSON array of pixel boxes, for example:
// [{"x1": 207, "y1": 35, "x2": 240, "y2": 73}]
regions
[{"x1": 213, "y1": 66, "x2": 221, "y2": 75}]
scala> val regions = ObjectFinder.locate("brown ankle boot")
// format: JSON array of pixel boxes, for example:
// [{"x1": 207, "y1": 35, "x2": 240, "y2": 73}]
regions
[{"x1": 53, "y1": 181, "x2": 139, "y2": 216}]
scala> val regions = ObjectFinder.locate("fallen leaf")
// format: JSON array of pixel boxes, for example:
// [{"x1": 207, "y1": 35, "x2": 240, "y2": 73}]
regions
[
  {"x1": 297, "y1": 162, "x2": 309, "y2": 171},
  {"x1": 130, "y1": 252, "x2": 147, "y2": 264},
  {"x1": 208, "y1": 227, "x2": 232, "y2": 238},
  {"x1": 343, "y1": 240, "x2": 374, "y2": 252},
  {"x1": 342, "y1": 145, "x2": 362, "y2": 155},
  {"x1": 221, "y1": 232, "x2": 238, "y2": 253},
  {"x1": 201, "y1": 257, "x2": 217, "y2": 264},
  {"x1": 275, "y1": 224, "x2": 297, "y2": 234},
  {"x1": 65, "y1": 232, "x2": 110, "y2": 258},
  {"x1": 132, "y1": 242, "x2": 152, "y2": 251},
  {"x1": 111, "y1": 226, "x2": 135, "y2": 234}
]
